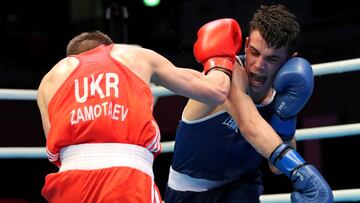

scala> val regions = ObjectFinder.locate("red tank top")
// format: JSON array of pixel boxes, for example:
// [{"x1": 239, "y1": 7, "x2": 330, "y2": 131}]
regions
[{"x1": 46, "y1": 44, "x2": 161, "y2": 166}]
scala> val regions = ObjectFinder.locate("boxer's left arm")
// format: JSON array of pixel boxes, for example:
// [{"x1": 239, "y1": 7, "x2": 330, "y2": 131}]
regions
[
  {"x1": 268, "y1": 57, "x2": 314, "y2": 173},
  {"x1": 270, "y1": 57, "x2": 314, "y2": 140},
  {"x1": 268, "y1": 58, "x2": 332, "y2": 203},
  {"x1": 37, "y1": 78, "x2": 50, "y2": 136},
  {"x1": 37, "y1": 57, "x2": 79, "y2": 137},
  {"x1": 37, "y1": 68, "x2": 64, "y2": 137}
]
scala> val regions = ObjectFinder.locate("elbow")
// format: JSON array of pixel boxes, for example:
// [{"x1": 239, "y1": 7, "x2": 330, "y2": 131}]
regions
[
  {"x1": 204, "y1": 73, "x2": 231, "y2": 105},
  {"x1": 209, "y1": 90, "x2": 228, "y2": 105},
  {"x1": 211, "y1": 84, "x2": 230, "y2": 105},
  {"x1": 215, "y1": 91, "x2": 228, "y2": 105}
]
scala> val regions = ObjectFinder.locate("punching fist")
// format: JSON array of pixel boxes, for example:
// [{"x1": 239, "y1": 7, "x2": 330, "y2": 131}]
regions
[
  {"x1": 269, "y1": 143, "x2": 334, "y2": 203},
  {"x1": 270, "y1": 57, "x2": 314, "y2": 140},
  {"x1": 194, "y1": 18, "x2": 242, "y2": 77}
]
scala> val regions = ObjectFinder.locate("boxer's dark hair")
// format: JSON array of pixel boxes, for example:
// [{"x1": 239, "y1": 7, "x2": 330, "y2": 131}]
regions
[
  {"x1": 250, "y1": 4, "x2": 300, "y2": 55},
  {"x1": 67, "y1": 31, "x2": 113, "y2": 56}
]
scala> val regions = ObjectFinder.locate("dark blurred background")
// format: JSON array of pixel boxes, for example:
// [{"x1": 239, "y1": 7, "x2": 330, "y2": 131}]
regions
[{"x1": 0, "y1": 0, "x2": 360, "y2": 202}]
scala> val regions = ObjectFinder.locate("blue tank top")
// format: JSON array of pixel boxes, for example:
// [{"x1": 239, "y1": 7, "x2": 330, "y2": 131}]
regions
[{"x1": 171, "y1": 102, "x2": 274, "y2": 181}]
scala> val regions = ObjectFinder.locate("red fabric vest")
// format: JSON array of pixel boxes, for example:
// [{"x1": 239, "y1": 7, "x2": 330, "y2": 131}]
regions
[{"x1": 46, "y1": 44, "x2": 161, "y2": 166}]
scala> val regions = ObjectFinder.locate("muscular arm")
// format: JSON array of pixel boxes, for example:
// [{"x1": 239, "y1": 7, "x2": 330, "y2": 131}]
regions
[
  {"x1": 37, "y1": 79, "x2": 50, "y2": 136},
  {"x1": 226, "y1": 60, "x2": 333, "y2": 203},
  {"x1": 143, "y1": 48, "x2": 231, "y2": 106},
  {"x1": 141, "y1": 18, "x2": 242, "y2": 106},
  {"x1": 37, "y1": 57, "x2": 79, "y2": 137},
  {"x1": 224, "y1": 64, "x2": 283, "y2": 158}
]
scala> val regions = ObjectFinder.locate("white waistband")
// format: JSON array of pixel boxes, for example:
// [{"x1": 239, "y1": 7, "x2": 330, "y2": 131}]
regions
[
  {"x1": 59, "y1": 143, "x2": 154, "y2": 178},
  {"x1": 167, "y1": 167, "x2": 235, "y2": 192}
]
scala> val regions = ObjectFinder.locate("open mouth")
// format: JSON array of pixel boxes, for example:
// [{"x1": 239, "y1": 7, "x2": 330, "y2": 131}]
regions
[{"x1": 250, "y1": 73, "x2": 267, "y2": 87}]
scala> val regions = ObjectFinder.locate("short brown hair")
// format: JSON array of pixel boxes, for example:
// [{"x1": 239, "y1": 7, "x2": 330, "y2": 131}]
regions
[
  {"x1": 250, "y1": 4, "x2": 300, "y2": 54},
  {"x1": 66, "y1": 31, "x2": 113, "y2": 56}
]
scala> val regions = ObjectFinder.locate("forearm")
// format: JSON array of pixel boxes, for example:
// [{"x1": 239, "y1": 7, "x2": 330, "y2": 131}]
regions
[
  {"x1": 226, "y1": 92, "x2": 282, "y2": 158},
  {"x1": 166, "y1": 68, "x2": 231, "y2": 105},
  {"x1": 147, "y1": 47, "x2": 231, "y2": 105},
  {"x1": 244, "y1": 116, "x2": 283, "y2": 158}
]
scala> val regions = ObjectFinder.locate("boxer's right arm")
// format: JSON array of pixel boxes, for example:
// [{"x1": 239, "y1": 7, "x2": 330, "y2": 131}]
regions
[
  {"x1": 180, "y1": 18, "x2": 244, "y2": 120},
  {"x1": 269, "y1": 143, "x2": 334, "y2": 203},
  {"x1": 128, "y1": 18, "x2": 242, "y2": 106},
  {"x1": 194, "y1": 18, "x2": 242, "y2": 77},
  {"x1": 145, "y1": 48, "x2": 230, "y2": 105},
  {"x1": 224, "y1": 65, "x2": 283, "y2": 157},
  {"x1": 224, "y1": 67, "x2": 333, "y2": 203}
]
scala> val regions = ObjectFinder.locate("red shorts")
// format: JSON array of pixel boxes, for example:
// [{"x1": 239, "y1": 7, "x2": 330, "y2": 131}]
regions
[{"x1": 42, "y1": 143, "x2": 162, "y2": 203}]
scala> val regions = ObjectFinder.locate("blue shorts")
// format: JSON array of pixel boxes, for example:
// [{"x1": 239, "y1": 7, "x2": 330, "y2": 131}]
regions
[{"x1": 164, "y1": 172, "x2": 263, "y2": 203}]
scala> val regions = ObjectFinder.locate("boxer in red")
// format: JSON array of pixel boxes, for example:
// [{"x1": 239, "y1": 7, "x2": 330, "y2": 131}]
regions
[{"x1": 37, "y1": 22, "x2": 241, "y2": 203}]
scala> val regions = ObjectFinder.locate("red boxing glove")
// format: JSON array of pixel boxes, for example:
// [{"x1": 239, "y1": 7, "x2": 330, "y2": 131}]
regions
[{"x1": 194, "y1": 18, "x2": 242, "y2": 77}]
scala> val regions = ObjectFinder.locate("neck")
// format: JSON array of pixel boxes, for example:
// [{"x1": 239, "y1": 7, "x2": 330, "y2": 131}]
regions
[{"x1": 250, "y1": 88, "x2": 274, "y2": 105}]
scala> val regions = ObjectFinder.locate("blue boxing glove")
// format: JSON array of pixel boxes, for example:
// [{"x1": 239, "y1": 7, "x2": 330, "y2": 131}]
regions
[
  {"x1": 270, "y1": 57, "x2": 314, "y2": 140},
  {"x1": 269, "y1": 143, "x2": 334, "y2": 203}
]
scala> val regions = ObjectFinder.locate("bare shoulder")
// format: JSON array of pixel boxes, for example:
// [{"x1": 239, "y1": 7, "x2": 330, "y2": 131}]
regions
[
  {"x1": 39, "y1": 57, "x2": 78, "y2": 86},
  {"x1": 111, "y1": 44, "x2": 141, "y2": 65},
  {"x1": 112, "y1": 44, "x2": 159, "y2": 60},
  {"x1": 38, "y1": 57, "x2": 79, "y2": 104},
  {"x1": 112, "y1": 44, "x2": 143, "y2": 54},
  {"x1": 111, "y1": 44, "x2": 155, "y2": 84},
  {"x1": 52, "y1": 57, "x2": 79, "y2": 76}
]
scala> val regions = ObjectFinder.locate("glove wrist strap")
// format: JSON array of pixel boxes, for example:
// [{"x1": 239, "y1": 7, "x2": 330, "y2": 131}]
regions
[
  {"x1": 204, "y1": 57, "x2": 234, "y2": 76},
  {"x1": 269, "y1": 143, "x2": 306, "y2": 177}
]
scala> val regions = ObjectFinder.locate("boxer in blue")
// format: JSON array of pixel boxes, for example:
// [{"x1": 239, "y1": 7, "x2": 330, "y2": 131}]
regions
[{"x1": 165, "y1": 4, "x2": 334, "y2": 203}]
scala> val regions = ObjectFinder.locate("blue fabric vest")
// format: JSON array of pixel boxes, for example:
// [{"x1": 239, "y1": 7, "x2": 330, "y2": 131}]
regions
[{"x1": 171, "y1": 103, "x2": 274, "y2": 181}]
